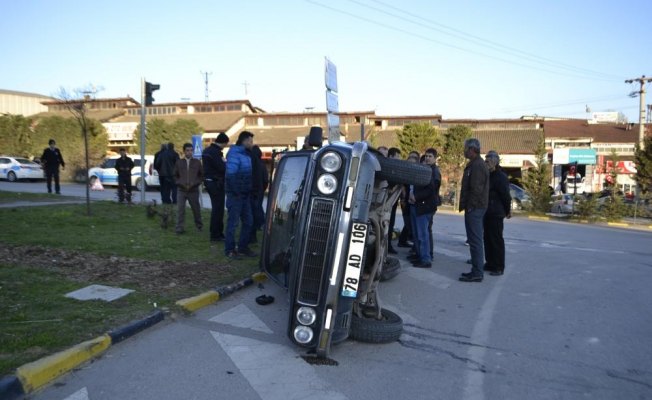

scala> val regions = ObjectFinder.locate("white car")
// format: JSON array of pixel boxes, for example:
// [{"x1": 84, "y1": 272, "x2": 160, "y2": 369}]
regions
[
  {"x1": 88, "y1": 155, "x2": 160, "y2": 191},
  {"x1": 551, "y1": 194, "x2": 576, "y2": 214},
  {"x1": 0, "y1": 156, "x2": 45, "y2": 182}
]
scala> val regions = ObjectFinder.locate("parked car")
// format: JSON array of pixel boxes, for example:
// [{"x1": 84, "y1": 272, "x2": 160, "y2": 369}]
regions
[
  {"x1": 88, "y1": 155, "x2": 159, "y2": 191},
  {"x1": 0, "y1": 156, "x2": 44, "y2": 182},
  {"x1": 261, "y1": 128, "x2": 431, "y2": 358},
  {"x1": 551, "y1": 194, "x2": 576, "y2": 214},
  {"x1": 509, "y1": 183, "x2": 530, "y2": 210}
]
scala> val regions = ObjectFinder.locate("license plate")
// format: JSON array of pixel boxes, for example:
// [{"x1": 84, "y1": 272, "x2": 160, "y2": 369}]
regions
[{"x1": 341, "y1": 222, "x2": 367, "y2": 298}]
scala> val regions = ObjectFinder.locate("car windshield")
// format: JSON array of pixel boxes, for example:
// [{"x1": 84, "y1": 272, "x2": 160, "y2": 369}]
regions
[
  {"x1": 102, "y1": 159, "x2": 117, "y2": 168},
  {"x1": 262, "y1": 154, "x2": 309, "y2": 285}
]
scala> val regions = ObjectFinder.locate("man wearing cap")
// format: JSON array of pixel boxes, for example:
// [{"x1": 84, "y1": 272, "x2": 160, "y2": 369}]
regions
[
  {"x1": 459, "y1": 138, "x2": 490, "y2": 282},
  {"x1": 41, "y1": 139, "x2": 65, "y2": 194},
  {"x1": 202, "y1": 133, "x2": 229, "y2": 242}
]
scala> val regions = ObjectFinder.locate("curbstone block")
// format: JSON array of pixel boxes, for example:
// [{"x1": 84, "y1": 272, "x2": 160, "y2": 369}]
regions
[
  {"x1": 0, "y1": 375, "x2": 24, "y2": 400},
  {"x1": 176, "y1": 291, "x2": 220, "y2": 312},
  {"x1": 109, "y1": 310, "x2": 165, "y2": 345},
  {"x1": 16, "y1": 335, "x2": 111, "y2": 393}
]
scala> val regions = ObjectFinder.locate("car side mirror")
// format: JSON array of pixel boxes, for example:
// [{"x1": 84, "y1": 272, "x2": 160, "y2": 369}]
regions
[{"x1": 307, "y1": 126, "x2": 323, "y2": 148}]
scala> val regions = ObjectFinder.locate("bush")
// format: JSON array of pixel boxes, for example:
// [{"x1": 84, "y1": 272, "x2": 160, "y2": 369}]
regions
[{"x1": 575, "y1": 195, "x2": 598, "y2": 222}]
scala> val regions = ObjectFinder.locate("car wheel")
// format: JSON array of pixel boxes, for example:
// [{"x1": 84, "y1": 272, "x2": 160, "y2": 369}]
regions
[
  {"x1": 350, "y1": 308, "x2": 403, "y2": 344},
  {"x1": 136, "y1": 178, "x2": 146, "y2": 192},
  {"x1": 89, "y1": 176, "x2": 98, "y2": 187},
  {"x1": 7, "y1": 171, "x2": 17, "y2": 182},
  {"x1": 375, "y1": 156, "x2": 432, "y2": 186},
  {"x1": 511, "y1": 199, "x2": 521, "y2": 210}
]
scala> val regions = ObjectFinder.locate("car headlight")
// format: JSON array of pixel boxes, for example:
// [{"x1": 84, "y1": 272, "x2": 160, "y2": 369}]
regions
[
  {"x1": 296, "y1": 307, "x2": 317, "y2": 326},
  {"x1": 293, "y1": 326, "x2": 314, "y2": 344},
  {"x1": 320, "y1": 152, "x2": 342, "y2": 173},
  {"x1": 317, "y1": 174, "x2": 338, "y2": 195}
]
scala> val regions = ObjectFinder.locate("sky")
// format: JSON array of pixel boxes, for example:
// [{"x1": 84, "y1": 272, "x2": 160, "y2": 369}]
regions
[{"x1": 1, "y1": 0, "x2": 651, "y2": 121}]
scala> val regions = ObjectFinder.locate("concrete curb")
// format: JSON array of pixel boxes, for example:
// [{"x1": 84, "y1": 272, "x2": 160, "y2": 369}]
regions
[{"x1": 0, "y1": 272, "x2": 267, "y2": 400}]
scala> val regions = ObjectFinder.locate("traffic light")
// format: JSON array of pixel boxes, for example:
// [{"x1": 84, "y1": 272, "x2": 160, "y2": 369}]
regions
[{"x1": 145, "y1": 82, "x2": 160, "y2": 106}]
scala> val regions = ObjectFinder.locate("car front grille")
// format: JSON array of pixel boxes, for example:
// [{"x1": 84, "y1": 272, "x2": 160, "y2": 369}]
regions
[{"x1": 297, "y1": 198, "x2": 335, "y2": 305}]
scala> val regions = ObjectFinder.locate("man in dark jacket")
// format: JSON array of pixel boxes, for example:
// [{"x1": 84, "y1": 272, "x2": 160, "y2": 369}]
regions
[
  {"x1": 408, "y1": 148, "x2": 440, "y2": 268},
  {"x1": 114, "y1": 148, "x2": 135, "y2": 203},
  {"x1": 459, "y1": 138, "x2": 490, "y2": 282},
  {"x1": 224, "y1": 131, "x2": 256, "y2": 259},
  {"x1": 174, "y1": 143, "x2": 203, "y2": 234},
  {"x1": 155, "y1": 143, "x2": 180, "y2": 204},
  {"x1": 41, "y1": 139, "x2": 65, "y2": 194},
  {"x1": 249, "y1": 145, "x2": 269, "y2": 244},
  {"x1": 202, "y1": 133, "x2": 229, "y2": 242},
  {"x1": 483, "y1": 151, "x2": 511, "y2": 276}
]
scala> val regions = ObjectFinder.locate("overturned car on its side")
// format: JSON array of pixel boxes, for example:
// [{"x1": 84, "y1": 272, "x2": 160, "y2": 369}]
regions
[{"x1": 260, "y1": 129, "x2": 432, "y2": 358}]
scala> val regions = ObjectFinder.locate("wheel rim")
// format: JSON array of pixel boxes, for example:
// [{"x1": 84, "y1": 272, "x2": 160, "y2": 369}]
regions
[
  {"x1": 8, "y1": 172, "x2": 16, "y2": 182},
  {"x1": 137, "y1": 179, "x2": 144, "y2": 191}
]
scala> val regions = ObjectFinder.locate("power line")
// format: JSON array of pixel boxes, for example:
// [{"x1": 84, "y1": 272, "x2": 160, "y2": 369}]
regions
[
  {"x1": 496, "y1": 94, "x2": 627, "y2": 113},
  {"x1": 365, "y1": 0, "x2": 622, "y2": 81},
  {"x1": 306, "y1": 0, "x2": 618, "y2": 82}
]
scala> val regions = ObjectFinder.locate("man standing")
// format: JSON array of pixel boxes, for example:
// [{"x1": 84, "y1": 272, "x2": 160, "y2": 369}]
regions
[
  {"x1": 459, "y1": 138, "x2": 490, "y2": 282},
  {"x1": 483, "y1": 151, "x2": 511, "y2": 276},
  {"x1": 114, "y1": 148, "x2": 134, "y2": 204},
  {"x1": 224, "y1": 131, "x2": 256, "y2": 259},
  {"x1": 155, "y1": 143, "x2": 179, "y2": 205},
  {"x1": 408, "y1": 148, "x2": 440, "y2": 268},
  {"x1": 249, "y1": 145, "x2": 269, "y2": 244},
  {"x1": 41, "y1": 139, "x2": 65, "y2": 194},
  {"x1": 202, "y1": 133, "x2": 229, "y2": 242},
  {"x1": 174, "y1": 143, "x2": 203, "y2": 234}
]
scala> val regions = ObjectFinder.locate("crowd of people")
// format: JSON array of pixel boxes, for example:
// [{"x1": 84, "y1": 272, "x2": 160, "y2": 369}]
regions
[
  {"x1": 379, "y1": 139, "x2": 512, "y2": 283},
  {"x1": 40, "y1": 134, "x2": 511, "y2": 281}
]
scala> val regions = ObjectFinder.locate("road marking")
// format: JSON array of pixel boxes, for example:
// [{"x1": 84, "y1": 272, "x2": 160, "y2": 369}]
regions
[
  {"x1": 461, "y1": 271, "x2": 508, "y2": 400},
  {"x1": 210, "y1": 304, "x2": 348, "y2": 400},
  {"x1": 62, "y1": 387, "x2": 89, "y2": 400}
]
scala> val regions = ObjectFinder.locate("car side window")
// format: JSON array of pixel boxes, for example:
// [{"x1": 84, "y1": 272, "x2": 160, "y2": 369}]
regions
[
  {"x1": 103, "y1": 159, "x2": 116, "y2": 169},
  {"x1": 0, "y1": 158, "x2": 10, "y2": 164}
]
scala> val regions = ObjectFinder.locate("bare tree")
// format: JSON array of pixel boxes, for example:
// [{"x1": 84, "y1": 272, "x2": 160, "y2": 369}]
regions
[{"x1": 56, "y1": 85, "x2": 102, "y2": 216}]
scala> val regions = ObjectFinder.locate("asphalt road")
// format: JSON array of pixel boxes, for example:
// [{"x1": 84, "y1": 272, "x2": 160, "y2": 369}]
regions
[{"x1": 3, "y1": 182, "x2": 652, "y2": 399}]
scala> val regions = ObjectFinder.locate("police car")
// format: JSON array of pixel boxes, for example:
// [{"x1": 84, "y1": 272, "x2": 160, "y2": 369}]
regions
[
  {"x1": 0, "y1": 156, "x2": 45, "y2": 182},
  {"x1": 88, "y1": 155, "x2": 159, "y2": 191}
]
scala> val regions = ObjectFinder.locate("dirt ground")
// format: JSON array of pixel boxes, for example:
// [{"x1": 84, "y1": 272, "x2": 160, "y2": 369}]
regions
[{"x1": 1, "y1": 244, "x2": 232, "y2": 297}]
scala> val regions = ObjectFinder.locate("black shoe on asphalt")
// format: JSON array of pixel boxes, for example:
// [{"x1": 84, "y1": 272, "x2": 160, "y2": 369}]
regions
[
  {"x1": 239, "y1": 248, "x2": 258, "y2": 258},
  {"x1": 489, "y1": 271, "x2": 504, "y2": 276},
  {"x1": 226, "y1": 251, "x2": 242, "y2": 260},
  {"x1": 459, "y1": 274, "x2": 483, "y2": 282},
  {"x1": 397, "y1": 242, "x2": 411, "y2": 248},
  {"x1": 413, "y1": 262, "x2": 432, "y2": 268},
  {"x1": 388, "y1": 247, "x2": 398, "y2": 254}
]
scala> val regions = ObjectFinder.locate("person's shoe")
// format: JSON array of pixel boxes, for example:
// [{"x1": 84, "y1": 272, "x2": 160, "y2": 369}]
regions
[
  {"x1": 211, "y1": 235, "x2": 225, "y2": 242},
  {"x1": 226, "y1": 251, "x2": 242, "y2": 260},
  {"x1": 388, "y1": 246, "x2": 398, "y2": 254},
  {"x1": 397, "y1": 241, "x2": 413, "y2": 248},
  {"x1": 239, "y1": 248, "x2": 258, "y2": 258},
  {"x1": 407, "y1": 255, "x2": 420, "y2": 262},
  {"x1": 175, "y1": 230, "x2": 185, "y2": 235},
  {"x1": 489, "y1": 271, "x2": 504, "y2": 276},
  {"x1": 459, "y1": 274, "x2": 483, "y2": 282},
  {"x1": 413, "y1": 262, "x2": 432, "y2": 268},
  {"x1": 466, "y1": 259, "x2": 472, "y2": 264},
  {"x1": 464, "y1": 240, "x2": 470, "y2": 246}
]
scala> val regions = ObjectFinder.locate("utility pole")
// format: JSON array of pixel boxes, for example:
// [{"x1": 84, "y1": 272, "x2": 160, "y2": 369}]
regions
[
  {"x1": 201, "y1": 71, "x2": 212, "y2": 102},
  {"x1": 242, "y1": 81, "x2": 250, "y2": 96},
  {"x1": 625, "y1": 75, "x2": 652, "y2": 150}
]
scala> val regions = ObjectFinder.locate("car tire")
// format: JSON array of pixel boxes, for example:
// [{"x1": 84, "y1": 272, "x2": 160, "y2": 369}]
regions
[
  {"x1": 375, "y1": 156, "x2": 432, "y2": 186},
  {"x1": 380, "y1": 256, "x2": 401, "y2": 282},
  {"x1": 136, "y1": 178, "x2": 147, "y2": 192},
  {"x1": 511, "y1": 199, "x2": 522, "y2": 210},
  {"x1": 7, "y1": 171, "x2": 17, "y2": 182},
  {"x1": 349, "y1": 308, "x2": 403, "y2": 344},
  {"x1": 89, "y1": 176, "x2": 98, "y2": 187}
]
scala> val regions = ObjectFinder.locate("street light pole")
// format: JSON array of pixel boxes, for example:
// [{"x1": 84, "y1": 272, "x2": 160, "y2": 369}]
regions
[
  {"x1": 625, "y1": 75, "x2": 652, "y2": 151},
  {"x1": 139, "y1": 78, "x2": 146, "y2": 204}
]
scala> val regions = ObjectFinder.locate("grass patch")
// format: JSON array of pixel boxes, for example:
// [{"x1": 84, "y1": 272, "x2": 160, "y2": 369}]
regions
[
  {"x1": 0, "y1": 190, "x2": 78, "y2": 203},
  {"x1": 0, "y1": 194, "x2": 260, "y2": 376},
  {"x1": 0, "y1": 264, "x2": 155, "y2": 376}
]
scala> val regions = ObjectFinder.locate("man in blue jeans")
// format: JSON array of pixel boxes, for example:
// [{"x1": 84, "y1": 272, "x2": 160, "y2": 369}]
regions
[
  {"x1": 459, "y1": 138, "x2": 490, "y2": 282},
  {"x1": 224, "y1": 131, "x2": 257, "y2": 259}
]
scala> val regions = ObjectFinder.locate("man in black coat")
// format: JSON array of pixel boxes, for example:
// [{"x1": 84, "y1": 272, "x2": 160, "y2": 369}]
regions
[
  {"x1": 483, "y1": 150, "x2": 511, "y2": 276},
  {"x1": 154, "y1": 143, "x2": 180, "y2": 204},
  {"x1": 249, "y1": 145, "x2": 269, "y2": 244},
  {"x1": 202, "y1": 133, "x2": 229, "y2": 242},
  {"x1": 114, "y1": 148, "x2": 135, "y2": 203},
  {"x1": 41, "y1": 139, "x2": 65, "y2": 194}
]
